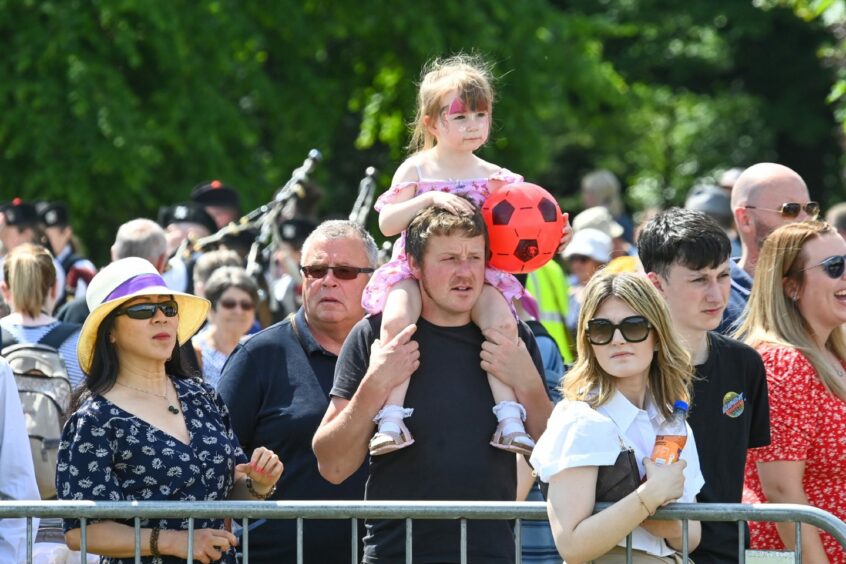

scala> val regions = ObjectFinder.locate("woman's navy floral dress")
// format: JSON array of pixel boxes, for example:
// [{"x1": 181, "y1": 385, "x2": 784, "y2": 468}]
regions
[{"x1": 57, "y1": 377, "x2": 247, "y2": 563}]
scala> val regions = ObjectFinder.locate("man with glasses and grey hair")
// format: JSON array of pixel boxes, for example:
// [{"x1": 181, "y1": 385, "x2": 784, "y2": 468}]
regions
[
  {"x1": 218, "y1": 219, "x2": 377, "y2": 563},
  {"x1": 719, "y1": 163, "x2": 816, "y2": 333}
]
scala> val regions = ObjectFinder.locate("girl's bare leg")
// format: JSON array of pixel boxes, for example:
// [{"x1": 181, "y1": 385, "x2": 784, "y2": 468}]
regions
[
  {"x1": 370, "y1": 278, "x2": 421, "y2": 455},
  {"x1": 472, "y1": 285, "x2": 535, "y2": 455}
]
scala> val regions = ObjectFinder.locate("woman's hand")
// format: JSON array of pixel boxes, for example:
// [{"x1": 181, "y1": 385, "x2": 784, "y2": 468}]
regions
[
  {"x1": 235, "y1": 447, "x2": 284, "y2": 494},
  {"x1": 427, "y1": 191, "x2": 476, "y2": 216},
  {"x1": 160, "y1": 528, "x2": 238, "y2": 564},
  {"x1": 641, "y1": 458, "x2": 686, "y2": 509},
  {"x1": 556, "y1": 213, "x2": 572, "y2": 254}
]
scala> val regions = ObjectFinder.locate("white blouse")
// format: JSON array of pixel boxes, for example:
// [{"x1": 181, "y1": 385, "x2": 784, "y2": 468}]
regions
[{"x1": 531, "y1": 390, "x2": 705, "y2": 557}]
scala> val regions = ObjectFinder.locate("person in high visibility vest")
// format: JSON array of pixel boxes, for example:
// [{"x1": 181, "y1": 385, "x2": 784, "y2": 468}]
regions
[{"x1": 526, "y1": 259, "x2": 573, "y2": 364}]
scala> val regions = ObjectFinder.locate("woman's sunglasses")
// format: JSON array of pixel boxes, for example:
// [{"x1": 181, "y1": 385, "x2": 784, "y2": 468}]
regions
[
  {"x1": 586, "y1": 316, "x2": 652, "y2": 346},
  {"x1": 300, "y1": 265, "x2": 375, "y2": 280},
  {"x1": 218, "y1": 299, "x2": 255, "y2": 311},
  {"x1": 801, "y1": 254, "x2": 846, "y2": 279},
  {"x1": 115, "y1": 300, "x2": 179, "y2": 320},
  {"x1": 744, "y1": 201, "x2": 820, "y2": 219}
]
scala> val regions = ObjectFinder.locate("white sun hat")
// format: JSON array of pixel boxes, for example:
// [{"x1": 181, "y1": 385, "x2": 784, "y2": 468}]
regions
[{"x1": 77, "y1": 257, "x2": 210, "y2": 374}]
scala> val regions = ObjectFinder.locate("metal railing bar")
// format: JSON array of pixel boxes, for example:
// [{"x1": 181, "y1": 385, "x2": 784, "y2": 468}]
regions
[
  {"x1": 795, "y1": 521, "x2": 802, "y2": 563},
  {"x1": 738, "y1": 520, "x2": 745, "y2": 564},
  {"x1": 682, "y1": 518, "x2": 689, "y2": 563},
  {"x1": 26, "y1": 517, "x2": 32, "y2": 563},
  {"x1": 405, "y1": 518, "x2": 412, "y2": 564},
  {"x1": 297, "y1": 517, "x2": 303, "y2": 564},
  {"x1": 351, "y1": 518, "x2": 358, "y2": 564},
  {"x1": 187, "y1": 516, "x2": 194, "y2": 564},
  {"x1": 515, "y1": 518, "x2": 522, "y2": 564},
  {"x1": 460, "y1": 518, "x2": 467, "y2": 564},
  {"x1": 626, "y1": 531, "x2": 633, "y2": 563},
  {"x1": 242, "y1": 517, "x2": 249, "y2": 564},
  {"x1": 134, "y1": 516, "x2": 141, "y2": 564},
  {"x1": 80, "y1": 517, "x2": 87, "y2": 562}
]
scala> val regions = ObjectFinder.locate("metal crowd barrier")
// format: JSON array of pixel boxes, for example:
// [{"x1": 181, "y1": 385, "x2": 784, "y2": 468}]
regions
[{"x1": 1, "y1": 500, "x2": 845, "y2": 564}]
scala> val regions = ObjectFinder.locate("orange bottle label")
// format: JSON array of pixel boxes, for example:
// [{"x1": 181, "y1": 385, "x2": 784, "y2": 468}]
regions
[{"x1": 650, "y1": 435, "x2": 687, "y2": 464}]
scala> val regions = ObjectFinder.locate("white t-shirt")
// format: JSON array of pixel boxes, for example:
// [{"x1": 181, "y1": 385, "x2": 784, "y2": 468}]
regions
[
  {"x1": 531, "y1": 390, "x2": 705, "y2": 557},
  {"x1": 0, "y1": 359, "x2": 40, "y2": 561}
]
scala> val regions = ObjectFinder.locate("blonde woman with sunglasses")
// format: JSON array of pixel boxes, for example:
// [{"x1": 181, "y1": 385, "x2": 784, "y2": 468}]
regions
[
  {"x1": 736, "y1": 220, "x2": 846, "y2": 563},
  {"x1": 531, "y1": 272, "x2": 702, "y2": 563}
]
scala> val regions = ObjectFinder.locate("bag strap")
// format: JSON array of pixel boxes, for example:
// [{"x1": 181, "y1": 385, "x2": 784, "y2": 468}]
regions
[
  {"x1": 1, "y1": 327, "x2": 18, "y2": 349},
  {"x1": 37, "y1": 323, "x2": 81, "y2": 349},
  {"x1": 287, "y1": 312, "x2": 307, "y2": 351},
  {"x1": 60, "y1": 252, "x2": 82, "y2": 274}
]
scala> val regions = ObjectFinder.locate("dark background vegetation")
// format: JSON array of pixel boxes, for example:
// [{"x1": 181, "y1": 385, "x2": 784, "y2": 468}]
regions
[{"x1": 2, "y1": 0, "x2": 844, "y2": 264}]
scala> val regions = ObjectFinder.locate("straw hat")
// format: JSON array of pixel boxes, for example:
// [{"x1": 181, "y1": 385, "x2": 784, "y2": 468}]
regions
[{"x1": 78, "y1": 257, "x2": 210, "y2": 374}]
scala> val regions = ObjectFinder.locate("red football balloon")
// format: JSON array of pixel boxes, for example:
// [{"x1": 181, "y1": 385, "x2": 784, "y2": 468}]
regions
[{"x1": 481, "y1": 182, "x2": 564, "y2": 274}]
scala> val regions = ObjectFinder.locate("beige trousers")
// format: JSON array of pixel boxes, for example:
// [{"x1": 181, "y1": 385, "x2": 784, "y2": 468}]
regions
[{"x1": 591, "y1": 545, "x2": 692, "y2": 563}]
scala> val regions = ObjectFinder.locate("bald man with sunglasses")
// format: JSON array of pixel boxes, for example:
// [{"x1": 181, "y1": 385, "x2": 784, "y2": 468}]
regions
[
  {"x1": 718, "y1": 163, "x2": 816, "y2": 333},
  {"x1": 218, "y1": 220, "x2": 378, "y2": 563}
]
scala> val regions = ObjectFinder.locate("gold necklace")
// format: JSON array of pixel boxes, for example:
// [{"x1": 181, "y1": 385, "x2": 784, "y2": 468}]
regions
[{"x1": 115, "y1": 380, "x2": 181, "y2": 414}]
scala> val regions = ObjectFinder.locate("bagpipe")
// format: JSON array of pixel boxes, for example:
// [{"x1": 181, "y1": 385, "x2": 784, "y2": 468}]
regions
[{"x1": 185, "y1": 150, "x2": 384, "y2": 323}]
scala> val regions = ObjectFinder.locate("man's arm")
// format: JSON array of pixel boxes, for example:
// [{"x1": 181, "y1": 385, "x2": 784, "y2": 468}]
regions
[
  {"x1": 481, "y1": 328, "x2": 554, "y2": 440},
  {"x1": 313, "y1": 324, "x2": 419, "y2": 484}
]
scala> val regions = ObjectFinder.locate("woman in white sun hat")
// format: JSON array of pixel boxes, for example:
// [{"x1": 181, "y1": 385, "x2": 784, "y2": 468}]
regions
[{"x1": 56, "y1": 257, "x2": 283, "y2": 564}]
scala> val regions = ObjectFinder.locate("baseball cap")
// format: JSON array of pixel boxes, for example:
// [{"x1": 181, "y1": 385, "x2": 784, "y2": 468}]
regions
[{"x1": 685, "y1": 184, "x2": 732, "y2": 228}]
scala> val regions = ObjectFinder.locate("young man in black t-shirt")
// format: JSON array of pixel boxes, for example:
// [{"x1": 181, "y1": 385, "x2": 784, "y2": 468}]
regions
[
  {"x1": 313, "y1": 206, "x2": 552, "y2": 564},
  {"x1": 638, "y1": 207, "x2": 771, "y2": 564}
]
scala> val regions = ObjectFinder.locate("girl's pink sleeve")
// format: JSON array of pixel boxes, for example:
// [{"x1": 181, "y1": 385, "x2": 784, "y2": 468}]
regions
[{"x1": 374, "y1": 182, "x2": 418, "y2": 213}]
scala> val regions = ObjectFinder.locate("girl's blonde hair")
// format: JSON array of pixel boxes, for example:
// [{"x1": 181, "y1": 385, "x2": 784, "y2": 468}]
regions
[
  {"x1": 3, "y1": 243, "x2": 56, "y2": 318},
  {"x1": 408, "y1": 53, "x2": 494, "y2": 153},
  {"x1": 563, "y1": 271, "x2": 693, "y2": 419},
  {"x1": 734, "y1": 220, "x2": 846, "y2": 400}
]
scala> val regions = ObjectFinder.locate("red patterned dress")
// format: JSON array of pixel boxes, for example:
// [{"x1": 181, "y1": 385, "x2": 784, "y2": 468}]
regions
[{"x1": 743, "y1": 344, "x2": 846, "y2": 563}]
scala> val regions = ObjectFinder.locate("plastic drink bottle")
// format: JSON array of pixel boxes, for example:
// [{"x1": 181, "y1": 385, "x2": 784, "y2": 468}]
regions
[{"x1": 650, "y1": 400, "x2": 689, "y2": 465}]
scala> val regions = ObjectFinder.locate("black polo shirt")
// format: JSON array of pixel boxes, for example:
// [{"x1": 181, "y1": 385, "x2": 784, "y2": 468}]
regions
[
  {"x1": 688, "y1": 331, "x2": 770, "y2": 564},
  {"x1": 219, "y1": 306, "x2": 368, "y2": 563}
]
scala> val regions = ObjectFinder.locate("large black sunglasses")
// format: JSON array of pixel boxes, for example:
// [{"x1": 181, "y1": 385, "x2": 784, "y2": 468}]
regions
[
  {"x1": 114, "y1": 300, "x2": 179, "y2": 320},
  {"x1": 801, "y1": 254, "x2": 846, "y2": 279},
  {"x1": 586, "y1": 316, "x2": 652, "y2": 346},
  {"x1": 744, "y1": 201, "x2": 820, "y2": 219},
  {"x1": 300, "y1": 265, "x2": 375, "y2": 280}
]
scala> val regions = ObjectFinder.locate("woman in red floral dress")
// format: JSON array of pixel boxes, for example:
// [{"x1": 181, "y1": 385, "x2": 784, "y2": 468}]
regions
[{"x1": 736, "y1": 220, "x2": 846, "y2": 563}]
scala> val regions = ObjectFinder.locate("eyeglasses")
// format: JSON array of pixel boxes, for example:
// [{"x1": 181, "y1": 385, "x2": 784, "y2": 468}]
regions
[
  {"x1": 586, "y1": 316, "x2": 652, "y2": 345},
  {"x1": 744, "y1": 202, "x2": 820, "y2": 219},
  {"x1": 300, "y1": 265, "x2": 375, "y2": 280},
  {"x1": 115, "y1": 300, "x2": 178, "y2": 320},
  {"x1": 801, "y1": 254, "x2": 846, "y2": 279},
  {"x1": 217, "y1": 299, "x2": 255, "y2": 311}
]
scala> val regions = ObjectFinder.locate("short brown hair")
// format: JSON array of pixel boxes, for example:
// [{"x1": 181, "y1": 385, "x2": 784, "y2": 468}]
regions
[{"x1": 405, "y1": 204, "x2": 488, "y2": 265}]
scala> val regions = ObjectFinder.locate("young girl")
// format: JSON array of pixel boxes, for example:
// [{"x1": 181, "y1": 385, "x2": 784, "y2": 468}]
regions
[
  {"x1": 531, "y1": 272, "x2": 703, "y2": 562},
  {"x1": 362, "y1": 54, "x2": 565, "y2": 457}
]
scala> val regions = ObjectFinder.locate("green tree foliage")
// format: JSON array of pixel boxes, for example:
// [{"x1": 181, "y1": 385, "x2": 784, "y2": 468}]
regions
[{"x1": 0, "y1": 1, "x2": 843, "y2": 262}]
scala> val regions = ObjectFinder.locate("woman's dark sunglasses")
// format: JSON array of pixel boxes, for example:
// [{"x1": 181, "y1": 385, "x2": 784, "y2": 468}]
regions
[
  {"x1": 218, "y1": 299, "x2": 255, "y2": 311},
  {"x1": 744, "y1": 201, "x2": 820, "y2": 219},
  {"x1": 115, "y1": 300, "x2": 179, "y2": 320},
  {"x1": 802, "y1": 255, "x2": 846, "y2": 279},
  {"x1": 586, "y1": 316, "x2": 652, "y2": 345},
  {"x1": 300, "y1": 265, "x2": 375, "y2": 280}
]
